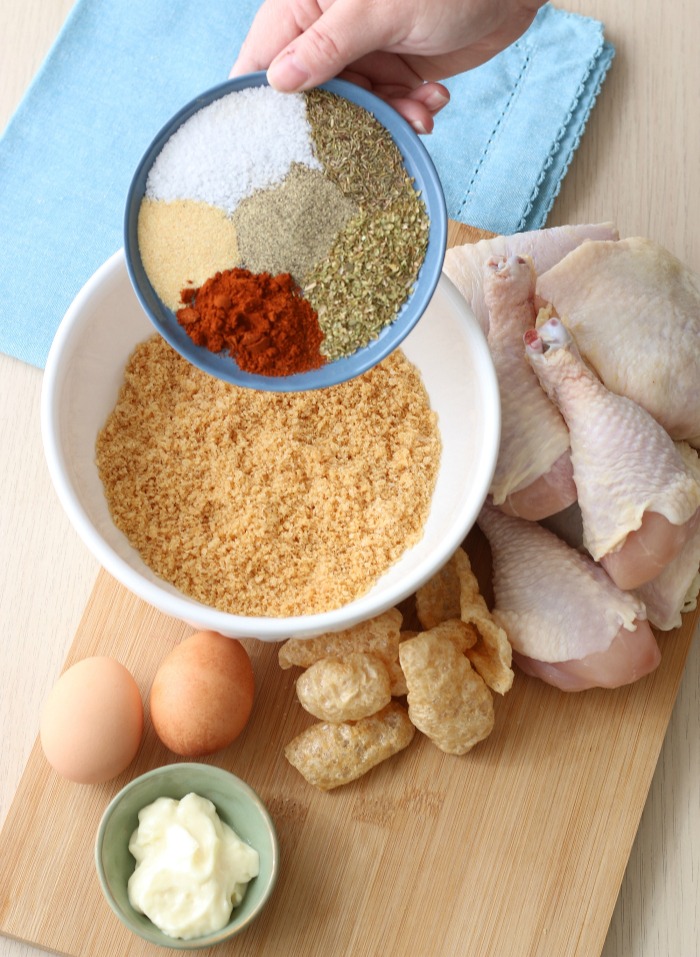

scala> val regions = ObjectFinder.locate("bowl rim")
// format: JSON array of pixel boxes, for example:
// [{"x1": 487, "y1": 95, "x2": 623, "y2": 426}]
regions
[
  {"x1": 41, "y1": 249, "x2": 500, "y2": 640},
  {"x1": 94, "y1": 762, "x2": 280, "y2": 948},
  {"x1": 122, "y1": 71, "x2": 448, "y2": 393}
]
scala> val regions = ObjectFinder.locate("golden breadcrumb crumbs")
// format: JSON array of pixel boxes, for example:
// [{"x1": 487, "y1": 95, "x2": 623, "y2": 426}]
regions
[
  {"x1": 137, "y1": 198, "x2": 240, "y2": 310},
  {"x1": 96, "y1": 336, "x2": 441, "y2": 617}
]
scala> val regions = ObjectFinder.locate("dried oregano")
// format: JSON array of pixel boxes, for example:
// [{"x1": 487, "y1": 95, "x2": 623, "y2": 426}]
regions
[
  {"x1": 304, "y1": 199, "x2": 429, "y2": 360},
  {"x1": 302, "y1": 89, "x2": 431, "y2": 359}
]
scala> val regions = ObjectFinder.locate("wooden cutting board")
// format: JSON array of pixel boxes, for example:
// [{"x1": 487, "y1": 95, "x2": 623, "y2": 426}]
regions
[{"x1": 1, "y1": 222, "x2": 697, "y2": 957}]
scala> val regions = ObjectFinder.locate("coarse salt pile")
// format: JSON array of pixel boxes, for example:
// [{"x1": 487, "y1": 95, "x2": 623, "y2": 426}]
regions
[{"x1": 145, "y1": 87, "x2": 321, "y2": 214}]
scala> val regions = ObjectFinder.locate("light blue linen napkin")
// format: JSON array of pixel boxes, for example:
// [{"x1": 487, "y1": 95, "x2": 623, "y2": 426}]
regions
[{"x1": 0, "y1": 0, "x2": 613, "y2": 369}]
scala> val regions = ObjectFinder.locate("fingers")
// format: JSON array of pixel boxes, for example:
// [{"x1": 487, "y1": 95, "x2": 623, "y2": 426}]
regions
[
  {"x1": 404, "y1": 81, "x2": 451, "y2": 114},
  {"x1": 389, "y1": 97, "x2": 436, "y2": 135},
  {"x1": 386, "y1": 85, "x2": 449, "y2": 134},
  {"x1": 363, "y1": 81, "x2": 448, "y2": 135},
  {"x1": 229, "y1": 0, "x2": 451, "y2": 135},
  {"x1": 266, "y1": 0, "x2": 397, "y2": 91},
  {"x1": 230, "y1": 1, "x2": 306, "y2": 77}
]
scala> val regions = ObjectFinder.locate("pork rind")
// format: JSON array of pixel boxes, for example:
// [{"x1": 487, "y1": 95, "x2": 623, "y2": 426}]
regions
[
  {"x1": 399, "y1": 630, "x2": 419, "y2": 641},
  {"x1": 453, "y1": 548, "x2": 514, "y2": 695},
  {"x1": 386, "y1": 659, "x2": 408, "y2": 697},
  {"x1": 279, "y1": 608, "x2": 406, "y2": 695},
  {"x1": 415, "y1": 558, "x2": 462, "y2": 629},
  {"x1": 427, "y1": 618, "x2": 478, "y2": 654},
  {"x1": 387, "y1": 631, "x2": 419, "y2": 697},
  {"x1": 417, "y1": 547, "x2": 514, "y2": 695},
  {"x1": 279, "y1": 609, "x2": 401, "y2": 669},
  {"x1": 399, "y1": 631, "x2": 494, "y2": 755},
  {"x1": 284, "y1": 702, "x2": 415, "y2": 791},
  {"x1": 295, "y1": 652, "x2": 392, "y2": 722}
]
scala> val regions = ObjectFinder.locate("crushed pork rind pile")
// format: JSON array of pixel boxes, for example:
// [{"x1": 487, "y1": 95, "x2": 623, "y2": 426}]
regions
[{"x1": 280, "y1": 546, "x2": 514, "y2": 790}]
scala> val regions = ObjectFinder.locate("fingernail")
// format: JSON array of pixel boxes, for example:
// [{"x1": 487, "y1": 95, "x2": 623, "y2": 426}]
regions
[
  {"x1": 411, "y1": 119, "x2": 429, "y2": 135},
  {"x1": 423, "y1": 88, "x2": 450, "y2": 112},
  {"x1": 267, "y1": 50, "x2": 311, "y2": 92}
]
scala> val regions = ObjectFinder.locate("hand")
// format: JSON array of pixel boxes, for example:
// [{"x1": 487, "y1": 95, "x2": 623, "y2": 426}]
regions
[{"x1": 231, "y1": 0, "x2": 546, "y2": 133}]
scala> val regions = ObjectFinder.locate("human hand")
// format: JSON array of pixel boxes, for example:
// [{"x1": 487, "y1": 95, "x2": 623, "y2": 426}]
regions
[{"x1": 231, "y1": 0, "x2": 546, "y2": 133}]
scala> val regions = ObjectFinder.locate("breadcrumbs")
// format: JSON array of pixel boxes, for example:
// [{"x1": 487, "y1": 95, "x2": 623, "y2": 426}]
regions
[{"x1": 96, "y1": 336, "x2": 441, "y2": 617}]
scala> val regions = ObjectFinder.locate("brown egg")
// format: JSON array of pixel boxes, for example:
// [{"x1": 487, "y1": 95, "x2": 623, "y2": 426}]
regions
[
  {"x1": 40, "y1": 657, "x2": 144, "y2": 784},
  {"x1": 150, "y1": 631, "x2": 255, "y2": 757}
]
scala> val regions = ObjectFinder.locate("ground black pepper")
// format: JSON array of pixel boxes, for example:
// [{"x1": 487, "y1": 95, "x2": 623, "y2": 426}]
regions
[{"x1": 232, "y1": 164, "x2": 357, "y2": 284}]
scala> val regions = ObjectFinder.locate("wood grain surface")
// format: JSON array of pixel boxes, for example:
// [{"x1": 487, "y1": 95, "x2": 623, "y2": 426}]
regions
[{"x1": 0, "y1": 556, "x2": 697, "y2": 957}]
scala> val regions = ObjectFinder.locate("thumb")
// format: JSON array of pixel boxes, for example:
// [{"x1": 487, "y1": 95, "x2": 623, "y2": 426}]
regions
[{"x1": 267, "y1": 0, "x2": 394, "y2": 91}]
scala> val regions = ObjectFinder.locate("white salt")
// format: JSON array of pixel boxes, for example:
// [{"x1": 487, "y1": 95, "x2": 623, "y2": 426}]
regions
[{"x1": 145, "y1": 87, "x2": 321, "y2": 215}]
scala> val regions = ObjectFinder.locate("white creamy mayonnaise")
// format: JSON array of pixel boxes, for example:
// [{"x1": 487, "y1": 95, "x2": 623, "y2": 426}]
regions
[{"x1": 127, "y1": 792, "x2": 260, "y2": 940}]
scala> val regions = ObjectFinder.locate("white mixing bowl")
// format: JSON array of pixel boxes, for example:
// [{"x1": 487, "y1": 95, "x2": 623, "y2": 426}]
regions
[{"x1": 41, "y1": 249, "x2": 499, "y2": 640}]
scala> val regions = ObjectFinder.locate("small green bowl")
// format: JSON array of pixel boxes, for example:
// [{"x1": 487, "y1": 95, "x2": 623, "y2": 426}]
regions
[{"x1": 95, "y1": 763, "x2": 279, "y2": 949}]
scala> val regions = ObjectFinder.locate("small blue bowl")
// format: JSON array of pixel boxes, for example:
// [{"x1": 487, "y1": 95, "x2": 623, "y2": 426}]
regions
[{"x1": 124, "y1": 73, "x2": 447, "y2": 392}]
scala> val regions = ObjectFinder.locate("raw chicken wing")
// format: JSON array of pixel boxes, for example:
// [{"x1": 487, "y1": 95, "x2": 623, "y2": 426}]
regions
[
  {"x1": 477, "y1": 502, "x2": 660, "y2": 692},
  {"x1": 536, "y1": 237, "x2": 700, "y2": 445},
  {"x1": 526, "y1": 318, "x2": 700, "y2": 590},
  {"x1": 483, "y1": 256, "x2": 576, "y2": 520}
]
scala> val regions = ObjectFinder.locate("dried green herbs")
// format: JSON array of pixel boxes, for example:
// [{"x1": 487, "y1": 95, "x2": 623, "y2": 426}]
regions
[
  {"x1": 303, "y1": 90, "x2": 430, "y2": 359},
  {"x1": 305, "y1": 200, "x2": 429, "y2": 360},
  {"x1": 305, "y1": 89, "x2": 413, "y2": 207}
]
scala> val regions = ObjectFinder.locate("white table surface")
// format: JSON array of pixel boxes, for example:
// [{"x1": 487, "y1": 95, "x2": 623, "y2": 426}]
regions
[{"x1": 1, "y1": 2, "x2": 698, "y2": 955}]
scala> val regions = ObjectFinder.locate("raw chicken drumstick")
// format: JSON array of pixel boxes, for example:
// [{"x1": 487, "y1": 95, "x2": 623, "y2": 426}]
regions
[
  {"x1": 525, "y1": 318, "x2": 700, "y2": 590},
  {"x1": 482, "y1": 255, "x2": 577, "y2": 521},
  {"x1": 477, "y1": 502, "x2": 660, "y2": 692}
]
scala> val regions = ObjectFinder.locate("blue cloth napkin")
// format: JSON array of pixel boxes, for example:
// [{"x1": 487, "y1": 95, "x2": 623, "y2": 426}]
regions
[{"x1": 0, "y1": 0, "x2": 613, "y2": 369}]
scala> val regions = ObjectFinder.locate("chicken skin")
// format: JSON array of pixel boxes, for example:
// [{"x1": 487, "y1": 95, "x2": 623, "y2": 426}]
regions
[
  {"x1": 634, "y1": 443, "x2": 700, "y2": 630},
  {"x1": 525, "y1": 318, "x2": 700, "y2": 590},
  {"x1": 536, "y1": 237, "x2": 700, "y2": 446},
  {"x1": 443, "y1": 222, "x2": 619, "y2": 333},
  {"x1": 482, "y1": 256, "x2": 576, "y2": 520},
  {"x1": 477, "y1": 502, "x2": 660, "y2": 692}
]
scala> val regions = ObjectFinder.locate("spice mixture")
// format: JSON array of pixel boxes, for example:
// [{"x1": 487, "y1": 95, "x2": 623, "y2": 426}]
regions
[
  {"x1": 303, "y1": 90, "x2": 430, "y2": 360},
  {"x1": 145, "y1": 87, "x2": 321, "y2": 213},
  {"x1": 304, "y1": 89, "x2": 417, "y2": 209},
  {"x1": 96, "y1": 335, "x2": 441, "y2": 617},
  {"x1": 304, "y1": 201, "x2": 429, "y2": 361},
  {"x1": 138, "y1": 86, "x2": 430, "y2": 375}
]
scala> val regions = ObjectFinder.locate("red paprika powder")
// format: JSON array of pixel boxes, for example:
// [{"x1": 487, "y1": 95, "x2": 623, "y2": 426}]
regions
[{"x1": 177, "y1": 268, "x2": 325, "y2": 376}]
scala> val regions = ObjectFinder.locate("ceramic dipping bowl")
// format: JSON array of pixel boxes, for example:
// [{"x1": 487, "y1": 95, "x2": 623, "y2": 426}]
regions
[{"x1": 95, "y1": 763, "x2": 279, "y2": 948}]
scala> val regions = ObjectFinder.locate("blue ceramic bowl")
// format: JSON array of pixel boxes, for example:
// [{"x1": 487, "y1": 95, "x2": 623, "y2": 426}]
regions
[{"x1": 124, "y1": 73, "x2": 447, "y2": 392}]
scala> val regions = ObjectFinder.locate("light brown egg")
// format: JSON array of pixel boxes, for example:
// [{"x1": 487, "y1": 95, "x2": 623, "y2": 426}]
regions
[
  {"x1": 40, "y1": 656, "x2": 144, "y2": 784},
  {"x1": 150, "y1": 631, "x2": 255, "y2": 757}
]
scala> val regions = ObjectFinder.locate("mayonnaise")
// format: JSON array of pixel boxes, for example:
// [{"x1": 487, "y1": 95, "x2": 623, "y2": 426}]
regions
[{"x1": 127, "y1": 792, "x2": 260, "y2": 940}]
